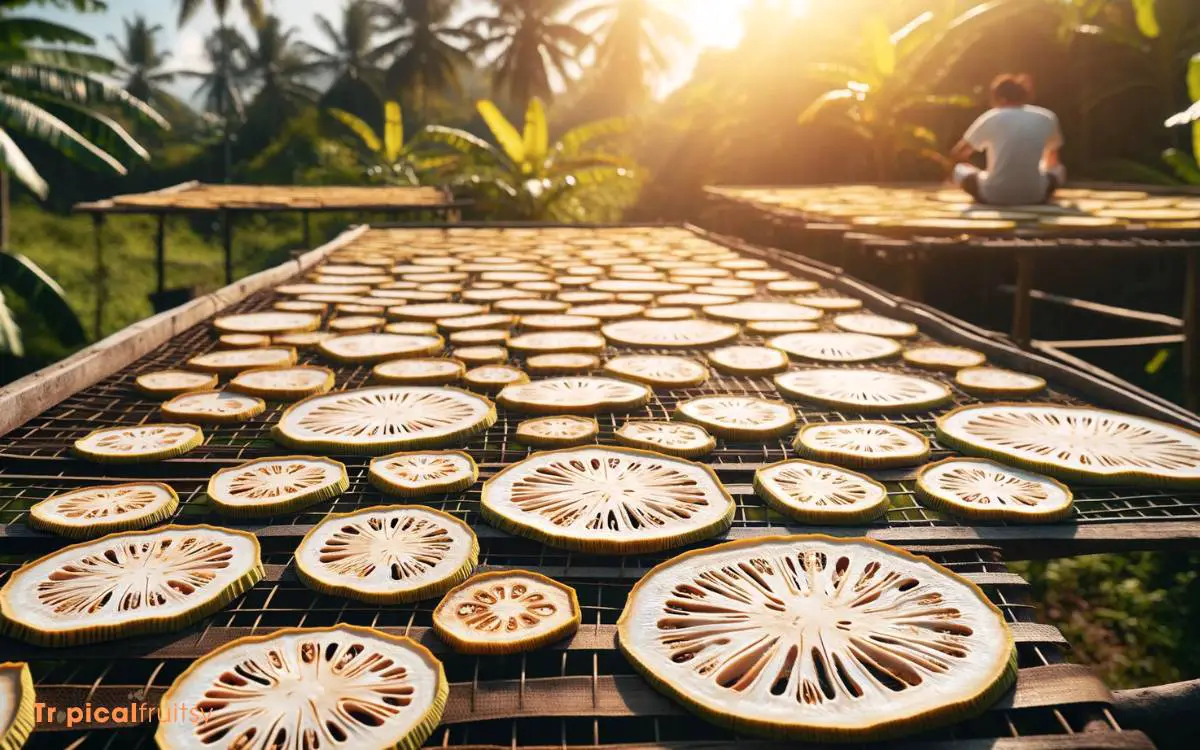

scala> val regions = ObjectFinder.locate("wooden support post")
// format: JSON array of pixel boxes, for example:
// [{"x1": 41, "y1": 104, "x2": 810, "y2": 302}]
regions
[
  {"x1": 1012, "y1": 252, "x2": 1035, "y2": 347},
  {"x1": 91, "y1": 213, "x2": 107, "y2": 340},
  {"x1": 301, "y1": 211, "x2": 312, "y2": 249},
  {"x1": 154, "y1": 213, "x2": 166, "y2": 295},
  {"x1": 221, "y1": 210, "x2": 233, "y2": 284},
  {"x1": 1184, "y1": 247, "x2": 1198, "y2": 412}
]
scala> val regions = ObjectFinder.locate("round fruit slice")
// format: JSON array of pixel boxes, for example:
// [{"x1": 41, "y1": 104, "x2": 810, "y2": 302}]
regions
[
  {"x1": 603, "y1": 355, "x2": 709, "y2": 387},
  {"x1": 509, "y1": 331, "x2": 606, "y2": 354},
  {"x1": 603, "y1": 319, "x2": 740, "y2": 348},
  {"x1": 482, "y1": 446, "x2": 734, "y2": 553},
  {"x1": 519, "y1": 313, "x2": 601, "y2": 330},
  {"x1": 746, "y1": 320, "x2": 820, "y2": 335},
  {"x1": 754, "y1": 459, "x2": 888, "y2": 524},
  {"x1": 434, "y1": 571, "x2": 581, "y2": 654},
  {"x1": 767, "y1": 279, "x2": 821, "y2": 293},
  {"x1": 217, "y1": 332, "x2": 270, "y2": 349},
  {"x1": 369, "y1": 450, "x2": 478, "y2": 496},
  {"x1": 955, "y1": 367, "x2": 1046, "y2": 396},
  {"x1": 213, "y1": 311, "x2": 320, "y2": 334},
  {"x1": 903, "y1": 346, "x2": 987, "y2": 371},
  {"x1": 373, "y1": 358, "x2": 465, "y2": 385},
  {"x1": 702, "y1": 301, "x2": 822, "y2": 323},
  {"x1": 567, "y1": 302, "x2": 643, "y2": 319},
  {"x1": 275, "y1": 386, "x2": 497, "y2": 454},
  {"x1": 327, "y1": 314, "x2": 386, "y2": 333},
  {"x1": 453, "y1": 345, "x2": 508, "y2": 365},
  {"x1": 617, "y1": 535, "x2": 1016, "y2": 742},
  {"x1": 497, "y1": 376, "x2": 650, "y2": 415},
  {"x1": 73, "y1": 423, "x2": 203, "y2": 463},
  {"x1": 644, "y1": 307, "x2": 695, "y2": 320},
  {"x1": 590, "y1": 279, "x2": 688, "y2": 294},
  {"x1": 675, "y1": 396, "x2": 796, "y2": 440},
  {"x1": 318, "y1": 332, "x2": 443, "y2": 363},
  {"x1": 450, "y1": 332, "x2": 508, "y2": 349},
  {"x1": 0, "y1": 662, "x2": 33, "y2": 750},
  {"x1": 134, "y1": 369, "x2": 217, "y2": 397},
  {"x1": 0, "y1": 525, "x2": 263, "y2": 646},
  {"x1": 187, "y1": 347, "x2": 297, "y2": 373},
  {"x1": 386, "y1": 321, "x2": 439, "y2": 335},
  {"x1": 437, "y1": 313, "x2": 514, "y2": 331},
  {"x1": 526, "y1": 353, "x2": 599, "y2": 375},
  {"x1": 794, "y1": 421, "x2": 930, "y2": 468},
  {"x1": 228, "y1": 365, "x2": 334, "y2": 400},
  {"x1": 390, "y1": 302, "x2": 488, "y2": 321},
  {"x1": 833, "y1": 313, "x2": 919, "y2": 338},
  {"x1": 776, "y1": 369, "x2": 953, "y2": 413},
  {"x1": 273, "y1": 330, "x2": 336, "y2": 349},
  {"x1": 615, "y1": 421, "x2": 715, "y2": 457},
  {"x1": 296, "y1": 506, "x2": 477, "y2": 603},
  {"x1": 937, "y1": 403, "x2": 1200, "y2": 487},
  {"x1": 659, "y1": 293, "x2": 739, "y2": 307},
  {"x1": 156, "y1": 624, "x2": 447, "y2": 750},
  {"x1": 706, "y1": 345, "x2": 789, "y2": 376},
  {"x1": 29, "y1": 482, "x2": 179, "y2": 539},
  {"x1": 915, "y1": 458, "x2": 1073, "y2": 522},
  {"x1": 793, "y1": 294, "x2": 864, "y2": 311},
  {"x1": 770, "y1": 332, "x2": 901, "y2": 363},
  {"x1": 516, "y1": 415, "x2": 598, "y2": 447},
  {"x1": 464, "y1": 364, "x2": 530, "y2": 393},
  {"x1": 207, "y1": 456, "x2": 348, "y2": 517},
  {"x1": 160, "y1": 390, "x2": 266, "y2": 423}
]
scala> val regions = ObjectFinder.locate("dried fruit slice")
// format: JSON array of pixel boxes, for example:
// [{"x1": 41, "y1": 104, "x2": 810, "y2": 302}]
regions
[
  {"x1": 706, "y1": 345, "x2": 789, "y2": 375},
  {"x1": 567, "y1": 302, "x2": 643, "y2": 319},
  {"x1": 590, "y1": 279, "x2": 688, "y2": 294},
  {"x1": 29, "y1": 482, "x2": 179, "y2": 539},
  {"x1": 0, "y1": 662, "x2": 33, "y2": 750},
  {"x1": 386, "y1": 321, "x2": 439, "y2": 335},
  {"x1": 794, "y1": 421, "x2": 930, "y2": 469},
  {"x1": 187, "y1": 347, "x2": 297, "y2": 373},
  {"x1": 369, "y1": 450, "x2": 478, "y2": 496},
  {"x1": 217, "y1": 332, "x2": 270, "y2": 349},
  {"x1": 754, "y1": 459, "x2": 888, "y2": 524},
  {"x1": 955, "y1": 367, "x2": 1046, "y2": 396},
  {"x1": 272, "y1": 330, "x2": 336, "y2": 349},
  {"x1": 0, "y1": 525, "x2": 262, "y2": 646},
  {"x1": 228, "y1": 365, "x2": 334, "y2": 400},
  {"x1": 390, "y1": 302, "x2": 488, "y2": 321},
  {"x1": 793, "y1": 294, "x2": 864, "y2": 311},
  {"x1": 603, "y1": 354, "x2": 709, "y2": 387},
  {"x1": 615, "y1": 421, "x2": 715, "y2": 458},
  {"x1": 516, "y1": 415, "x2": 598, "y2": 447},
  {"x1": 509, "y1": 331, "x2": 606, "y2": 354},
  {"x1": 373, "y1": 358, "x2": 464, "y2": 385},
  {"x1": 675, "y1": 396, "x2": 796, "y2": 440},
  {"x1": 659, "y1": 292, "x2": 739, "y2": 307},
  {"x1": 450, "y1": 329, "x2": 509, "y2": 345},
  {"x1": 160, "y1": 390, "x2": 266, "y2": 423},
  {"x1": 833, "y1": 313, "x2": 919, "y2": 338},
  {"x1": 156, "y1": 624, "x2": 447, "y2": 750},
  {"x1": 915, "y1": 458, "x2": 1073, "y2": 522},
  {"x1": 497, "y1": 376, "x2": 650, "y2": 415},
  {"x1": 328, "y1": 314, "x2": 386, "y2": 333},
  {"x1": 213, "y1": 311, "x2": 320, "y2": 334},
  {"x1": 437, "y1": 313, "x2": 515, "y2": 331},
  {"x1": 495, "y1": 298, "x2": 570, "y2": 313},
  {"x1": 464, "y1": 364, "x2": 530, "y2": 392},
  {"x1": 746, "y1": 320, "x2": 821, "y2": 335},
  {"x1": 73, "y1": 423, "x2": 203, "y2": 463},
  {"x1": 296, "y1": 506, "x2": 477, "y2": 603},
  {"x1": 769, "y1": 332, "x2": 901, "y2": 363},
  {"x1": 618, "y1": 535, "x2": 1016, "y2": 741},
  {"x1": 482, "y1": 446, "x2": 734, "y2": 553},
  {"x1": 903, "y1": 346, "x2": 987, "y2": 371},
  {"x1": 434, "y1": 571, "x2": 581, "y2": 654},
  {"x1": 767, "y1": 279, "x2": 821, "y2": 293},
  {"x1": 702, "y1": 301, "x2": 822, "y2": 323},
  {"x1": 453, "y1": 345, "x2": 508, "y2": 365},
  {"x1": 207, "y1": 456, "x2": 348, "y2": 517},
  {"x1": 318, "y1": 332, "x2": 443, "y2": 363},
  {"x1": 526, "y1": 353, "x2": 599, "y2": 375},
  {"x1": 644, "y1": 307, "x2": 695, "y2": 320},
  {"x1": 134, "y1": 369, "x2": 217, "y2": 397},
  {"x1": 775, "y1": 369, "x2": 952, "y2": 413},
  {"x1": 603, "y1": 319, "x2": 740, "y2": 348},
  {"x1": 275, "y1": 386, "x2": 496, "y2": 454},
  {"x1": 937, "y1": 404, "x2": 1200, "y2": 487},
  {"x1": 519, "y1": 313, "x2": 601, "y2": 330}
]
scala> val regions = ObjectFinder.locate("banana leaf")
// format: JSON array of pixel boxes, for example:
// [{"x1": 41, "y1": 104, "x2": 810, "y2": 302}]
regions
[{"x1": 0, "y1": 250, "x2": 86, "y2": 349}]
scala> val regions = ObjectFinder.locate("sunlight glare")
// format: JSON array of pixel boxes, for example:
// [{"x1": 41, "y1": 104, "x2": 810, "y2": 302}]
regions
[{"x1": 678, "y1": 0, "x2": 811, "y2": 50}]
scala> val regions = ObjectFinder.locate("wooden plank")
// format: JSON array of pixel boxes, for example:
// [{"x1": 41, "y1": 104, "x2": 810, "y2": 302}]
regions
[
  {"x1": 997, "y1": 287, "x2": 1184, "y2": 329},
  {"x1": 1036, "y1": 335, "x2": 1185, "y2": 350}
]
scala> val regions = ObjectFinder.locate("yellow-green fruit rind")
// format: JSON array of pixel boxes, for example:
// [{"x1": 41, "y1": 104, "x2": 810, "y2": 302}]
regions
[
  {"x1": 791, "y1": 422, "x2": 931, "y2": 469},
  {"x1": 515, "y1": 417, "x2": 598, "y2": 448},
  {"x1": 71, "y1": 424, "x2": 205, "y2": 464},
  {"x1": 913, "y1": 458, "x2": 1074, "y2": 523},
  {"x1": 753, "y1": 460, "x2": 889, "y2": 525},
  {"x1": 368, "y1": 450, "x2": 479, "y2": 497},
  {"x1": 28, "y1": 482, "x2": 180, "y2": 539},
  {"x1": 227, "y1": 366, "x2": 336, "y2": 399},
  {"x1": 673, "y1": 402, "x2": 796, "y2": 441},
  {"x1": 0, "y1": 663, "x2": 34, "y2": 750},
  {"x1": 432, "y1": 570, "x2": 581, "y2": 654},
  {"x1": 613, "y1": 427, "x2": 716, "y2": 458},
  {"x1": 160, "y1": 390, "x2": 266, "y2": 424},
  {"x1": 207, "y1": 457, "x2": 349, "y2": 518}
]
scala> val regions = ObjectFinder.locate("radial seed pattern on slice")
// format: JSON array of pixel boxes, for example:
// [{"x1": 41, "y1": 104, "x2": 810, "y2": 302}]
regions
[
  {"x1": 497, "y1": 376, "x2": 650, "y2": 415},
  {"x1": 274, "y1": 387, "x2": 496, "y2": 454},
  {"x1": 955, "y1": 367, "x2": 1047, "y2": 396},
  {"x1": 516, "y1": 415, "x2": 598, "y2": 447},
  {"x1": 618, "y1": 535, "x2": 1016, "y2": 741},
  {"x1": 134, "y1": 369, "x2": 218, "y2": 397},
  {"x1": 228, "y1": 365, "x2": 335, "y2": 400},
  {"x1": 160, "y1": 390, "x2": 266, "y2": 424},
  {"x1": 526, "y1": 353, "x2": 599, "y2": 375},
  {"x1": 615, "y1": 421, "x2": 715, "y2": 458},
  {"x1": 364, "y1": 450, "x2": 478, "y2": 498},
  {"x1": 603, "y1": 355, "x2": 709, "y2": 387},
  {"x1": 296, "y1": 506, "x2": 478, "y2": 603},
  {"x1": 156, "y1": 624, "x2": 447, "y2": 750},
  {"x1": 29, "y1": 482, "x2": 178, "y2": 539},
  {"x1": 482, "y1": 446, "x2": 734, "y2": 553},
  {"x1": 937, "y1": 404, "x2": 1200, "y2": 488},
  {"x1": 318, "y1": 332, "x2": 444, "y2": 363},
  {"x1": 769, "y1": 332, "x2": 901, "y2": 363},
  {"x1": 508, "y1": 331, "x2": 606, "y2": 354},
  {"x1": 775, "y1": 369, "x2": 953, "y2": 413},
  {"x1": 212, "y1": 311, "x2": 321, "y2": 335},
  {"x1": 0, "y1": 663, "x2": 33, "y2": 750},
  {"x1": 602, "y1": 319, "x2": 740, "y2": 349},
  {"x1": 434, "y1": 570, "x2": 581, "y2": 654},
  {"x1": 915, "y1": 458, "x2": 1073, "y2": 522},
  {"x1": 794, "y1": 421, "x2": 931, "y2": 469},
  {"x1": 706, "y1": 345, "x2": 790, "y2": 376},
  {"x1": 903, "y1": 346, "x2": 987, "y2": 371},
  {"x1": 675, "y1": 396, "x2": 796, "y2": 440},
  {"x1": 187, "y1": 347, "x2": 297, "y2": 373},
  {"x1": 754, "y1": 459, "x2": 888, "y2": 524},
  {"x1": 702, "y1": 301, "x2": 822, "y2": 323},
  {"x1": 207, "y1": 456, "x2": 348, "y2": 517},
  {"x1": 0, "y1": 525, "x2": 263, "y2": 646},
  {"x1": 833, "y1": 313, "x2": 919, "y2": 338},
  {"x1": 373, "y1": 358, "x2": 465, "y2": 385},
  {"x1": 464, "y1": 364, "x2": 530, "y2": 393},
  {"x1": 73, "y1": 423, "x2": 204, "y2": 463}
]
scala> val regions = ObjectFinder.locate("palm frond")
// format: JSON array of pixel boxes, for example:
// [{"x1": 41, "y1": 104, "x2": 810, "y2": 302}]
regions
[
  {"x1": 0, "y1": 250, "x2": 86, "y2": 349},
  {"x1": 0, "y1": 127, "x2": 47, "y2": 198},
  {"x1": 28, "y1": 98, "x2": 150, "y2": 163},
  {"x1": 477, "y1": 99, "x2": 526, "y2": 165},
  {"x1": 0, "y1": 93, "x2": 126, "y2": 174},
  {"x1": 798, "y1": 89, "x2": 862, "y2": 125},
  {"x1": 0, "y1": 17, "x2": 93, "y2": 47},
  {"x1": 1, "y1": 63, "x2": 168, "y2": 129},
  {"x1": 0, "y1": 290, "x2": 22, "y2": 357}
]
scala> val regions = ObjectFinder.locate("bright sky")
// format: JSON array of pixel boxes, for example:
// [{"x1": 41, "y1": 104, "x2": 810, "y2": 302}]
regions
[{"x1": 28, "y1": 0, "x2": 809, "y2": 104}]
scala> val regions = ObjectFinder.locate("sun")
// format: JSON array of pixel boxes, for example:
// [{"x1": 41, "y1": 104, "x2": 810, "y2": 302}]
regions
[{"x1": 679, "y1": 0, "x2": 811, "y2": 50}]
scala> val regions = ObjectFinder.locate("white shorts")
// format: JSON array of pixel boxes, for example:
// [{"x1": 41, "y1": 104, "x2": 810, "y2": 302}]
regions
[{"x1": 953, "y1": 164, "x2": 1067, "y2": 205}]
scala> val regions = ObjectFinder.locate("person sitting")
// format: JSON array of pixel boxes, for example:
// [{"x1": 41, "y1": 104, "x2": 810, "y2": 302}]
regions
[{"x1": 950, "y1": 74, "x2": 1065, "y2": 206}]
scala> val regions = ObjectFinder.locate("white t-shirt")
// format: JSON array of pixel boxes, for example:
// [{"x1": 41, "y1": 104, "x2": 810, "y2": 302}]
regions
[{"x1": 963, "y1": 105, "x2": 1063, "y2": 205}]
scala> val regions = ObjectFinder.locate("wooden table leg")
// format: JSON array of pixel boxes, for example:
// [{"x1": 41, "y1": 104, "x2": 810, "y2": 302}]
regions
[
  {"x1": 1184, "y1": 248, "x2": 1198, "y2": 412},
  {"x1": 1012, "y1": 252, "x2": 1035, "y2": 347}
]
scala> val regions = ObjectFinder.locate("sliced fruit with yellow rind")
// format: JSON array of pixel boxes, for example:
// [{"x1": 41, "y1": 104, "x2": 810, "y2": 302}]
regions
[
  {"x1": 464, "y1": 364, "x2": 530, "y2": 393},
  {"x1": 518, "y1": 313, "x2": 601, "y2": 330},
  {"x1": 769, "y1": 332, "x2": 901, "y2": 363},
  {"x1": 508, "y1": 330, "x2": 606, "y2": 354},
  {"x1": 754, "y1": 459, "x2": 888, "y2": 524},
  {"x1": 134, "y1": 369, "x2": 217, "y2": 397},
  {"x1": 453, "y1": 345, "x2": 508, "y2": 365},
  {"x1": 73, "y1": 423, "x2": 204, "y2": 463},
  {"x1": 793, "y1": 421, "x2": 930, "y2": 469},
  {"x1": 187, "y1": 347, "x2": 298, "y2": 373},
  {"x1": 207, "y1": 456, "x2": 348, "y2": 517},
  {"x1": 216, "y1": 332, "x2": 270, "y2": 349},
  {"x1": 516, "y1": 415, "x2": 598, "y2": 447},
  {"x1": 775, "y1": 369, "x2": 952, "y2": 413},
  {"x1": 746, "y1": 320, "x2": 821, "y2": 335},
  {"x1": 675, "y1": 395, "x2": 796, "y2": 440},
  {"x1": 318, "y1": 332, "x2": 444, "y2": 363},
  {"x1": 615, "y1": 421, "x2": 715, "y2": 458},
  {"x1": 702, "y1": 301, "x2": 822, "y2": 323},
  {"x1": 602, "y1": 319, "x2": 740, "y2": 348},
  {"x1": 372, "y1": 358, "x2": 465, "y2": 385},
  {"x1": 526, "y1": 353, "x2": 599, "y2": 375},
  {"x1": 0, "y1": 663, "x2": 34, "y2": 750},
  {"x1": 29, "y1": 482, "x2": 179, "y2": 539},
  {"x1": 903, "y1": 346, "x2": 987, "y2": 371},
  {"x1": 227, "y1": 365, "x2": 335, "y2": 400},
  {"x1": 390, "y1": 302, "x2": 488, "y2": 321},
  {"x1": 434, "y1": 570, "x2": 581, "y2": 654},
  {"x1": 369, "y1": 450, "x2": 478, "y2": 497},
  {"x1": 603, "y1": 355, "x2": 708, "y2": 387},
  {"x1": 706, "y1": 345, "x2": 789, "y2": 375},
  {"x1": 915, "y1": 457, "x2": 1073, "y2": 522},
  {"x1": 793, "y1": 295, "x2": 863, "y2": 311},
  {"x1": 212, "y1": 311, "x2": 320, "y2": 334},
  {"x1": 160, "y1": 390, "x2": 266, "y2": 424},
  {"x1": 272, "y1": 330, "x2": 335, "y2": 349},
  {"x1": 833, "y1": 313, "x2": 919, "y2": 338},
  {"x1": 955, "y1": 366, "x2": 1046, "y2": 396},
  {"x1": 497, "y1": 376, "x2": 650, "y2": 415}
]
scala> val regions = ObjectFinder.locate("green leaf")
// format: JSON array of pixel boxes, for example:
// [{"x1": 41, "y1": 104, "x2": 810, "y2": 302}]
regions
[
  {"x1": 558, "y1": 116, "x2": 629, "y2": 158},
  {"x1": 0, "y1": 290, "x2": 22, "y2": 357},
  {"x1": 329, "y1": 107, "x2": 381, "y2": 154},
  {"x1": 799, "y1": 62, "x2": 875, "y2": 88},
  {"x1": 0, "y1": 250, "x2": 86, "y2": 348},
  {"x1": 1131, "y1": 0, "x2": 1159, "y2": 39},
  {"x1": 0, "y1": 127, "x2": 47, "y2": 197},
  {"x1": 798, "y1": 89, "x2": 859, "y2": 125},
  {"x1": 477, "y1": 99, "x2": 525, "y2": 166},
  {"x1": 0, "y1": 93, "x2": 125, "y2": 175},
  {"x1": 865, "y1": 18, "x2": 895, "y2": 78},
  {"x1": 29, "y1": 98, "x2": 149, "y2": 163},
  {"x1": 384, "y1": 100, "x2": 403, "y2": 164},
  {"x1": 6, "y1": 46, "x2": 115, "y2": 73},
  {"x1": 415, "y1": 125, "x2": 507, "y2": 167},
  {"x1": 1163, "y1": 149, "x2": 1200, "y2": 185},
  {"x1": 1, "y1": 63, "x2": 168, "y2": 129},
  {"x1": 0, "y1": 17, "x2": 93, "y2": 47},
  {"x1": 1187, "y1": 53, "x2": 1200, "y2": 108},
  {"x1": 523, "y1": 97, "x2": 549, "y2": 168}
]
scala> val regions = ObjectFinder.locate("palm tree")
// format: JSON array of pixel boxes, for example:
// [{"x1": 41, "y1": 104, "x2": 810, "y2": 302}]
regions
[
  {"x1": 303, "y1": 0, "x2": 379, "y2": 90},
  {"x1": 108, "y1": 15, "x2": 177, "y2": 109},
  {"x1": 178, "y1": 27, "x2": 251, "y2": 121},
  {"x1": 370, "y1": 0, "x2": 478, "y2": 113},
  {"x1": 464, "y1": 0, "x2": 592, "y2": 105},
  {"x1": 572, "y1": 0, "x2": 689, "y2": 110},
  {"x1": 242, "y1": 15, "x2": 319, "y2": 114}
]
